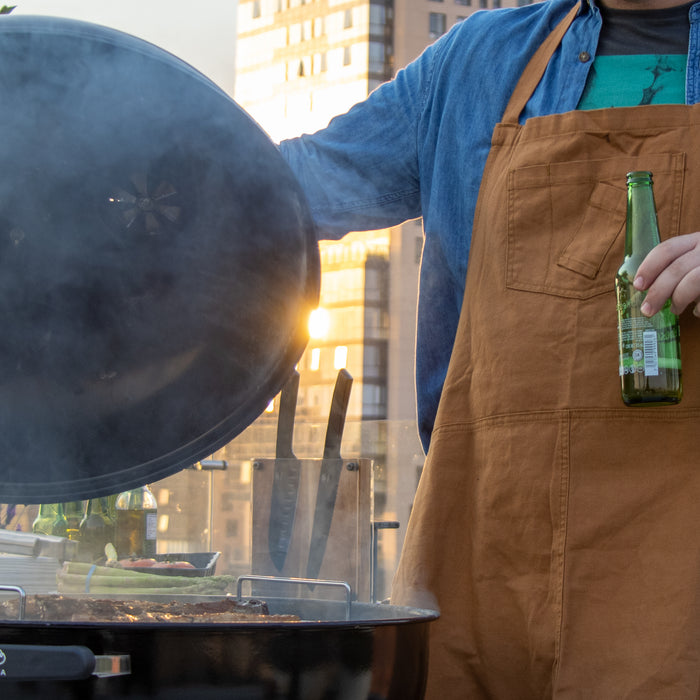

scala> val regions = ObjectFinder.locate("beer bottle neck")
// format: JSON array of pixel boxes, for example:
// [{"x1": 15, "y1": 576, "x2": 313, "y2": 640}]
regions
[{"x1": 625, "y1": 181, "x2": 661, "y2": 260}]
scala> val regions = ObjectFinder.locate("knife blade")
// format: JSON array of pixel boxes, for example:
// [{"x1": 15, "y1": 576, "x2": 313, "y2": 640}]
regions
[
  {"x1": 306, "y1": 368, "x2": 353, "y2": 581},
  {"x1": 268, "y1": 370, "x2": 301, "y2": 571}
]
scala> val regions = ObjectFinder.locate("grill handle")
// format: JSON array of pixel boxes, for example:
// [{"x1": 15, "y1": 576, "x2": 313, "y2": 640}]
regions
[
  {"x1": 0, "y1": 585, "x2": 26, "y2": 620},
  {"x1": 0, "y1": 644, "x2": 131, "y2": 681},
  {"x1": 237, "y1": 574, "x2": 353, "y2": 620}
]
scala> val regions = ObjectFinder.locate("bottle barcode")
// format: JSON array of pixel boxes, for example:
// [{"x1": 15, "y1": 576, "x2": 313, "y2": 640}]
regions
[{"x1": 643, "y1": 330, "x2": 659, "y2": 376}]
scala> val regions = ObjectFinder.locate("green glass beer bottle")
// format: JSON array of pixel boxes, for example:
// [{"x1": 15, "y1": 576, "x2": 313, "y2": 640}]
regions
[
  {"x1": 50, "y1": 503, "x2": 69, "y2": 538},
  {"x1": 32, "y1": 503, "x2": 59, "y2": 535},
  {"x1": 615, "y1": 171, "x2": 681, "y2": 405}
]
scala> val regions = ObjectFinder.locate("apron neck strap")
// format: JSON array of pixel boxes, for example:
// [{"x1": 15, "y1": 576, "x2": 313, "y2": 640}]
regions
[{"x1": 501, "y1": 2, "x2": 581, "y2": 125}]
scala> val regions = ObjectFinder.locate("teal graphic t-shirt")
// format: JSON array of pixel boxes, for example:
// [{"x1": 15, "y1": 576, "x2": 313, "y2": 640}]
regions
[
  {"x1": 578, "y1": 54, "x2": 686, "y2": 109},
  {"x1": 577, "y1": 1, "x2": 690, "y2": 110}
]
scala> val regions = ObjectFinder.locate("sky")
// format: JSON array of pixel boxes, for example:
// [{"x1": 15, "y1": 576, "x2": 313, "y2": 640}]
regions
[{"x1": 13, "y1": 0, "x2": 238, "y2": 96}]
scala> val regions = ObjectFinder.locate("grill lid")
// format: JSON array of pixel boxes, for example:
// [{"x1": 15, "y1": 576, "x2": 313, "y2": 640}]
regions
[{"x1": 0, "y1": 16, "x2": 319, "y2": 503}]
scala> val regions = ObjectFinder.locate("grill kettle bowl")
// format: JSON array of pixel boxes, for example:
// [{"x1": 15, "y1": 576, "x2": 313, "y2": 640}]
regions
[{"x1": 0, "y1": 595, "x2": 437, "y2": 699}]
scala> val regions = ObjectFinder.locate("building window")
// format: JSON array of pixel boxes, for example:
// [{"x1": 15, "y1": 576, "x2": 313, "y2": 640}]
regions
[
  {"x1": 344, "y1": 8, "x2": 353, "y2": 28},
  {"x1": 455, "y1": 0, "x2": 471, "y2": 4},
  {"x1": 310, "y1": 347, "x2": 321, "y2": 370},
  {"x1": 363, "y1": 344, "x2": 386, "y2": 380},
  {"x1": 221, "y1": 493, "x2": 236, "y2": 512},
  {"x1": 369, "y1": 41, "x2": 386, "y2": 73},
  {"x1": 364, "y1": 307, "x2": 388, "y2": 336},
  {"x1": 252, "y1": 0, "x2": 261, "y2": 17},
  {"x1": 343, "y1": 46, "x2": 352, "y2": 65},
  {"x1": 334, "y1": 346, "x2": 348, "y2": 370},
  {"x1": 479, "y1": 0, "x2": 487, "y2": 7},
  {"x1": 429, "y1": 12, "x2": 446, "y2": 37},
  {"x1": 369, "y1": 4, "x2": 386, "y2": 33},
  {"x1": 362, "y1": 383, "x2": 387, "y2": 419}
]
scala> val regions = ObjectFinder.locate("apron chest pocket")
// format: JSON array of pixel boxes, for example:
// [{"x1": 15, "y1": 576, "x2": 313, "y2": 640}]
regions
[{"x1": 506, "y1": 152, "x2": 685, "y2": 299}]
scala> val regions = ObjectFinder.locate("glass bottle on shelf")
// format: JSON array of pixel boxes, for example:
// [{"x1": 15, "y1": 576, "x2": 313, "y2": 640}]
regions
[
  {"x1": 50, "y1": 503, "x2": 69, "y2": 538},
  {"x1": 105, "y1": 493, "x2": 119, "y2": 525},
  {"x1": 62, "y1": 501, "x2": 86, "y2": 541},
  {"x1": 115, "y1": 485, "x2": 158, "y2": 559},
  {"x1": 32, "y1": 503, "x2": 59, "y2": 536},
  {"x1": 78, "y1": 498, "x2": 114, "y2": 563}
]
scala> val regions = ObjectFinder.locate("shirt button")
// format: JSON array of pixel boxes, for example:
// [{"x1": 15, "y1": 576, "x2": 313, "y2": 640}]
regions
[{"x1": 579, "y1": 51, "x2": 591, "y2": 63}]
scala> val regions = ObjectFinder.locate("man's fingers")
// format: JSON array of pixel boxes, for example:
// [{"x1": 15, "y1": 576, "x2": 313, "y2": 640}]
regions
[
  {"x1": 638, "y1": 255, "x2": 700, "y2": 315},
  {"x1": 634, "y1": 235, "x2": 699, "y2": 290},
  {"x1": 670, "y1": 265, "x2": 700, "y2": 315},
  {"x1": 633, "y1": 233, "x2": 700, "y2": 316}
]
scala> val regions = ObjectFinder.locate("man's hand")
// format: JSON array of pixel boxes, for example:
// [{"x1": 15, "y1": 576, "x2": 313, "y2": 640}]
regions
[{"x1": 633, "y1": 232, "x2": 700, "y2": 318}]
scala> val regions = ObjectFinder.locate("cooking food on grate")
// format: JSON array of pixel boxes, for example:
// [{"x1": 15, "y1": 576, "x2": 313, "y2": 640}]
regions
[
  {"x1": 0, "y1": 595, "x2": 300, "y2": 623},
  {"x1": 118, "y1": 558, "x2": 195, "y2": 569}
]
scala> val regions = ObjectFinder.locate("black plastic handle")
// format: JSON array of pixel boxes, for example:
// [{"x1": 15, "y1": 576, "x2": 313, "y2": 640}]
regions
[{"x1": 0, "y1": 644, "x2": 95, "y2": 681}]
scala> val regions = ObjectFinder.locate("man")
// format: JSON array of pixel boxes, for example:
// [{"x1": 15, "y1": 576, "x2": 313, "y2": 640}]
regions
[{"x1": 280, "y1": 0, "x2": 700, "y2": 695}]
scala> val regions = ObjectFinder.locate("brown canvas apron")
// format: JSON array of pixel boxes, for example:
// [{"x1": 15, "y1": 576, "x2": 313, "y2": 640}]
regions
[{"x1": 392, "y1": 4, "x2": 700, "y2": 697}]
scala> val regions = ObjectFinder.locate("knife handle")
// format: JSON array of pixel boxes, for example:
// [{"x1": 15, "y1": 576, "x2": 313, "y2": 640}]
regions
[
  {"x1": 276, "y1": 370, "x2": 299, "y2": 458},
  {"x1": 323, "y1": 369, "x2": 352, "y2": 459}
]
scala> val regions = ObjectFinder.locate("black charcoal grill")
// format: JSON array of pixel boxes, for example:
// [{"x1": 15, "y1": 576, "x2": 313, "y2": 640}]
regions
[{"x1": 0, "y1": 15, "x2": 437, "y2": 699}]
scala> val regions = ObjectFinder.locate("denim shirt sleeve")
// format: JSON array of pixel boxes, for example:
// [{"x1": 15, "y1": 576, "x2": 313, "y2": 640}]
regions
[{"x1": 278, "y1": 43, "x2": 437, "y2": 238}]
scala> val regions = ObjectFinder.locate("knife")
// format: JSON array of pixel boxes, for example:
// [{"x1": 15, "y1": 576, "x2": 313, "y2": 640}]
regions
[
  {"x1": 268, "y1": 370, "x2": 301, "y2": 571},
  {"x1": 306, "y1": 368, "x2": 353, "y2": 581}
]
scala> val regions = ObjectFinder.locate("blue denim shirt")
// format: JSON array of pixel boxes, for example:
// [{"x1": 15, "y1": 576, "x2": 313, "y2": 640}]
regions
[{"x1": 280, "y1": 0, "x2": 700, "y2": 451}]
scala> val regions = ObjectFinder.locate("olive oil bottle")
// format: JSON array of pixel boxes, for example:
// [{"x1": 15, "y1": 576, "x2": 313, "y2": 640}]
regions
[
  {"x1": 115, "y1": 485, "x2": 158, "y2": 558},
  {"x1": 615, "y1": 171, "x2": 681, "y2": 405}
]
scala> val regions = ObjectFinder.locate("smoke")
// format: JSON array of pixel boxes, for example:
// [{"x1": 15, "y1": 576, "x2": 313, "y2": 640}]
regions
[{"x1": 0, "y1": 16, "x2": 318, "y2": 503}]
